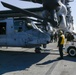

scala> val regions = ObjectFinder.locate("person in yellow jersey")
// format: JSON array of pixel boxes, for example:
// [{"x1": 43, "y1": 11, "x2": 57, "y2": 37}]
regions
[{"x1": 57, "y1": 30, "x2": 65, "y2": 59}]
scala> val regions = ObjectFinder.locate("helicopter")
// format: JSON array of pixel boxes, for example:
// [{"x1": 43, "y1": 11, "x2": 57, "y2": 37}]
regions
[
  {"x1": 0, "y1": 0, "x2": 74, "y2": 53},
  {"x1": 0, "y1": 1, "x2": 55, "y2": 53}
]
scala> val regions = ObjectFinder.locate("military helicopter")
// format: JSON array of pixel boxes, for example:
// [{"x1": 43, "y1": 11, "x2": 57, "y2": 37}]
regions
[
  {"x1": 0, "y1": 1, "x2": 55, "y2": 53},
  {"x1": 0, "y1": 0, "x2": 74, "y2": 53}
]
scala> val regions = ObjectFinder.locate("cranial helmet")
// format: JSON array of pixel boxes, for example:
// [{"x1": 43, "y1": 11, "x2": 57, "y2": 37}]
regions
[{"x1": 59, "y1": 30, "x2": 63, "y2": 34}]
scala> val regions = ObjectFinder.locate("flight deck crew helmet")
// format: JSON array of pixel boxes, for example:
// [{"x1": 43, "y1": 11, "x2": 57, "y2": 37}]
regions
[
  {"x1": 60, "y1": 30, "x2": 63, "y2": 34},
  {"x1": 59, "y1": 30, "x2": 63, "y2": 35}
]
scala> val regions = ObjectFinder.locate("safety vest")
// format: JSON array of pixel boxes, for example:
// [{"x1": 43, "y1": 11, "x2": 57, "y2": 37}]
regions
[{"x1": 60, "y1": 34, "x2": 65, "y2": 44}]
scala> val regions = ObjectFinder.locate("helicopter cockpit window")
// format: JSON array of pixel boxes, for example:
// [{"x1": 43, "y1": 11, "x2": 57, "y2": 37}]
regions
[
  {"x1": 14, "y1": 20, "x2": 25, "y2": 32},
  {"x1": 14, "y1": 20, "x2": 33, "y2": 32},
  {"x1": 0, "y1": 22, "x2": 6, "y2": 35}
]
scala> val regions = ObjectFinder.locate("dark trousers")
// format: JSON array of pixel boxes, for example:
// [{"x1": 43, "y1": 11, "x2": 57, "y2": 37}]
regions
[{"x1": 59, "y1": 45, "x2": 63, "y2": 58}]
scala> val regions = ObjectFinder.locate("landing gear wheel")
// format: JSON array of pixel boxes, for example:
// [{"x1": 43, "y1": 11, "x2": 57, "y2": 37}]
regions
[{"x1": 35, "y1": 47, "x2": 41, "y2": 53}]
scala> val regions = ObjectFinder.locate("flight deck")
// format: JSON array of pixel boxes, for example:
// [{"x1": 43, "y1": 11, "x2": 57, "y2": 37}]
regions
[{"x1": 0, "y1": 42, "x2": 76, "y2": 75}]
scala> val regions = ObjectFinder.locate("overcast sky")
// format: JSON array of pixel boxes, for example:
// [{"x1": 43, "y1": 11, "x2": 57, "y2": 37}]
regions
[{"x1": 0, "y1": 0, "x2": 76, "y2": 32}]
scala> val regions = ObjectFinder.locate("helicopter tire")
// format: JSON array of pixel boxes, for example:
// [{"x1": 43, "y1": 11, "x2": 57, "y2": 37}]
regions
[{"x1": 35, "y1": 47, "x2": 41, "y2": 53}]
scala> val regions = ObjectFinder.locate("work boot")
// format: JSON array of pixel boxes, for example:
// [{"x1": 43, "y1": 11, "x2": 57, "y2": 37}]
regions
[{"x1": 57, "y1": 57, "x2": 63, "y2": 60}]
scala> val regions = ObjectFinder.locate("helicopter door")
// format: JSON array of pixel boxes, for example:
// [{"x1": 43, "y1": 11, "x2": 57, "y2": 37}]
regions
[{"x1": 0, "y1": 22, "x2": 6, "y2": 46}]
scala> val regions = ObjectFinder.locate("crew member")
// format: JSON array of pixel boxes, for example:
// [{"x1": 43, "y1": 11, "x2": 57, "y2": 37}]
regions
[{"x1": 57, "y1": 30, "x2": 65, "y2": 59}]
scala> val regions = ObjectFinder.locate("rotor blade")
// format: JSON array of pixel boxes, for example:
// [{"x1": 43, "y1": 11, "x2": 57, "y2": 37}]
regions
[
  {"x1": 27, "y1": 18, "x2": 43, "y2": 23},
  {"x1": 1, "y1": 1, "x2": 44, "y2": 20},
  {"x1": 0, "y1": 7, "x2": 43, "y2": 18},
  {"x1": 21, "y1": 0, "x2": 42, "y2": 4}
]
